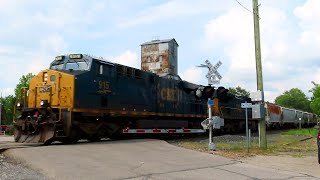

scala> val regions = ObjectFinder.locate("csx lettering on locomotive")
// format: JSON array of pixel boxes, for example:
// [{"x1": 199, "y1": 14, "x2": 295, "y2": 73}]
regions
[{"x1": 160, "y1": 88, "x2": 177, "y2": 101}]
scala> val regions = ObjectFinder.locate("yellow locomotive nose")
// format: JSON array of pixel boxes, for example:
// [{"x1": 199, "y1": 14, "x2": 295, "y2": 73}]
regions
[
  {"x1": 28, "y1": 70, "x2": 75, "y2": 108},
  {"x1": 14, "y1": 69, "x2": 75, "y2": 143}
]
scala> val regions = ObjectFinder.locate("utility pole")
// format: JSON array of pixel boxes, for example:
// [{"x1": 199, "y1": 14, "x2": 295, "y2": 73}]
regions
[{"x1": 252, "y1": 0, "x2": 267, "y2": 148}]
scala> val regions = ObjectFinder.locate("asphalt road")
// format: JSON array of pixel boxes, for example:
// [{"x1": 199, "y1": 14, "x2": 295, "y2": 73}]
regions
[{"x1": 2, "y1": 138, "x2": 318, "y2": 180}]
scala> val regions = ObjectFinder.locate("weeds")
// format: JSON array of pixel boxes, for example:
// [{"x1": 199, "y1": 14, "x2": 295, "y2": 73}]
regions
[
  {"x1": 281, "y1": 128, "x2": 317, "y2": 137},
  {"x1": 169, "y1": 129, "x2": 318, "y2": 159}
]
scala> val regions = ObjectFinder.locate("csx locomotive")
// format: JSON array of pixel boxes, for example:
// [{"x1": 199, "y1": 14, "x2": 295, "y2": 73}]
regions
[{"x1": 13, "y1": 52, "x2": 238, "y2": 144}]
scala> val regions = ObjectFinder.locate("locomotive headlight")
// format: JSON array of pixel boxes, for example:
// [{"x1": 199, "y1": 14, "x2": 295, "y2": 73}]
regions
[
  {"x1": 40, "y1": 100, "x2": 49, "y2": 107},
  {"x1": 16, "y1": 101, "x2": 23, "y2": 109},
  {"x1": 43, "y1": 73, "x2": 48, "y2": 82}
]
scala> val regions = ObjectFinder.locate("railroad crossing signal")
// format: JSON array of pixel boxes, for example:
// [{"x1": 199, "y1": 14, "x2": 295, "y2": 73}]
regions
[{"x1": 198, "y1": 60, "x2": 222, "y2": 85}]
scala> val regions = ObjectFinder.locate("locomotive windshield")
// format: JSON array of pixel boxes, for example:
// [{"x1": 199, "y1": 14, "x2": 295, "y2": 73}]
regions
[
  {"x1": 50, "y1": 54, "x2": 91, "y2": 71},
  {"x1": 65, "y1": 59, "x2": 90, "y2": 70}
]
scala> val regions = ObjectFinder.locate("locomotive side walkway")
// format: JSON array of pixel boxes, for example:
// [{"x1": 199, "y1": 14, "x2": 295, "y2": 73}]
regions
[{"x1": 1, "y1": 138, "x2": 318, "y2": 180}]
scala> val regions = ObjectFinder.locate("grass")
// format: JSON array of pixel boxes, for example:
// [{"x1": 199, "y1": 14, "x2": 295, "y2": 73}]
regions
[
  {"x1": 281, "y1": 128, "x2": 318, "y2": 137},
  {"x1": 168, "y1": 129, "x2": 319, "y2": 159}
]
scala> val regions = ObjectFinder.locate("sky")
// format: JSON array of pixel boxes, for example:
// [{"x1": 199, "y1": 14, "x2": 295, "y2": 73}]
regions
[{"x1": 0, "y1": 0, "x2": 319, "y2": 102}]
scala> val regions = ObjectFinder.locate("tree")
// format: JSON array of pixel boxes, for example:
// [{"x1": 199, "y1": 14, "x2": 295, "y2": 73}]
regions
[
  {"x1": 310, "y1": 82, "x2": 320, "y2": 115},
  {"x1": 274, "y1": 88, "x2": 311, "y2": 112},
  {"x1": 0, "y1": 73, "x2": 35, "y2": 125},
  {"x1": 1, "y1": 95, "x2": 16, "y2": 125},
  {"x1": 228, "y1": 86, "x2": 250, "y2": 97},
  {"x1": 15, "y1": 73, "x2": 34, "y2": 100},
  {"x1": 0, "y1": 97, "x2": 6, "y2": 124}
]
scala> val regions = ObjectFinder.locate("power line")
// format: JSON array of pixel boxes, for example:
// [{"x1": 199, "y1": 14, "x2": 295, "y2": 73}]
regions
[
  {"x1": 234, "y1": 0, "x2": 253, "y2": 13},
  {"x1": 234, "y1": 0, "x2": 261, "y2": 19}
]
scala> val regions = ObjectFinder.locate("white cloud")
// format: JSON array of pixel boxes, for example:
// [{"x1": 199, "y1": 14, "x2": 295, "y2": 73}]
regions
[
  {"x1": 0, "y1": 46, "x2": 16, "y2": 56},
  {"x1": 40, "y1": 35, "x2": 68, "y2": 54},
  {"x1": 294, "y1": 0, "x2": 320, "y2": 59},
  {"x1": 0, "y1": 88, "x2": 14, "y2": 97},
  {"x1": 180, "y1": 67, "x2": 205, "y2": 84},
  {"x1": 118, "y1": 0, "x2": 232, "y2": 28},
  {"x1": 110, "y1": 50, "x2": 139, "y2": 69},
  {"x1": 294, "y1": 0, "x2": 320, "y2": 28},
  {"x1": 203, "y1": 3, "x2": 319, "y2": 102}
]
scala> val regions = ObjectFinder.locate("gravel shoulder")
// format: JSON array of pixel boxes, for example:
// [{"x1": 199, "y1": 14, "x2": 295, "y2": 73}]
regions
[
  {"x1": 0, "y1": 152, "x2": 48, "y2": 180},
  {"x1": 0, "y1": 136, "x2": 48, "y2": 180}
]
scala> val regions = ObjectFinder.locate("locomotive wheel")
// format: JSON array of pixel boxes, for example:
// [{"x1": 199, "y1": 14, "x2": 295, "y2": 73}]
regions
[
  {"x1": 88, "y1": 135, "x2": 101, "y2": 142},
  {"x1": 44, "y1": 138, "x2": 54, "y2": 145},
  {"x1": 62, "y1": 128, "x2": 80, "y2": 144},
  {"x1": 110, "y1": 130, "x2": 126, "y2": 140}
]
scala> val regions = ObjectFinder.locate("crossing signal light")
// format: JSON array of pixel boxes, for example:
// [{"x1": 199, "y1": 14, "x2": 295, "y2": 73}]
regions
[
  {"x1": 194, "y1": 86, "x2": 229, "y2": 100},
  {"x1": 214, "y1": 86, "x2": 229, "y2": 99},
  {"x1": 194, "y1": 86, "x2": 214, "y2": 99}
]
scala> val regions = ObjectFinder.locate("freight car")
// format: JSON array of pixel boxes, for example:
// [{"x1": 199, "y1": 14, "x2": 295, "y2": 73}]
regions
[{"x1": 265, "y1": 103, "x2": 318, "y2": 128}]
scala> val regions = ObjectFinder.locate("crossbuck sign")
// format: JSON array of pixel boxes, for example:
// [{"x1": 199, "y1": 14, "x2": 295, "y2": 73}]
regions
[{"x1": 198, "y1": 60, "x2": 223, "y2": 85}]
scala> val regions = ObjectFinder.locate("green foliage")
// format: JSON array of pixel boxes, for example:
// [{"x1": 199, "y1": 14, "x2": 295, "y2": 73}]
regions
[
  {"x1": 228, "y1": 86, "x2": 250, "y2": 97},
  {"x1": 14, "y1": 73, "x2": 34, "y2": 100},
  {"x1": 0, "y1": 73, "x2": 34, "y2": 125},
  {"x1": 0, "y1": 95, "x2": 16, "y2": 125},
  {"x1": 0, "y1": 98, "x2": 5, "y2": 123},
  {"x1": 310, "y1": 84, "x2": 320, "y2": 115},
  {"x1": 281, "y1": 128, "x2": 317, "y2": 137},
  {"x1": 274, "y1": 88, "x2": 311, "y2": 112}
]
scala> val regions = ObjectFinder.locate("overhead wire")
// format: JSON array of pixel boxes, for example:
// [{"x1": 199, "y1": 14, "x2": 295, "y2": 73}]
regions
[
  {"x1": 234, "y1": 0, "x2": 261, "y2": 19},
  {"x1": 234, "y1": 0, "x2": 253, "y2": 14}
]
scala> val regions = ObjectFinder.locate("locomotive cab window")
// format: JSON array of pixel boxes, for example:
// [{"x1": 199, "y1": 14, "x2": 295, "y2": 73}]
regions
[
  {"x1": 51, "y1": 60, "x2": 65, "y2": 70},
  {"x1": 65, "y1": 59, "x2": 90, "y2": 71}
]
